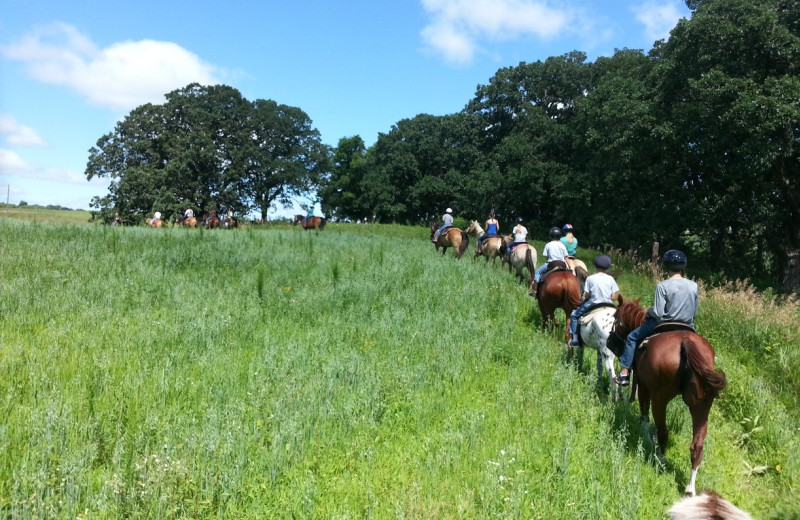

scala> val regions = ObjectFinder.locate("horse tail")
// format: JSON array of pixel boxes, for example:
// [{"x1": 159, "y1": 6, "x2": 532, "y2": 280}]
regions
[
  {"x1": 525, "y1": 248, "x2": 535, "y2": 285},
  {"x1": 458, "y1": 231, "x2": 469, "y2": 257},
  {"x1": 575, "y1": 265, "x2": 589, "y2": 290},
  {"x1": 682, "y1": 338, "x2": 727, "y2": 398},
  {"x1": 566, "y1": 276, "x2": 582, "y2": 310},
  {"x1": 320, "y1": 218, "x2": 327, "y2": 230}
]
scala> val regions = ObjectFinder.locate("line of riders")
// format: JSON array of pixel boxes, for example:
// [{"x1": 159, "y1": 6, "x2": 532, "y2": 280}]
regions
[
  {"x1": 114, "y1": 208, "x2": 240, "y2": 228},
  {"x1": 432, "y1": 208, "x2": 699, "y2": 388}
]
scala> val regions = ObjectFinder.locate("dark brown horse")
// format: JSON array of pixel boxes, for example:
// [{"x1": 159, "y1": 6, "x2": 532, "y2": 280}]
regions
[
  {"x1": 609, "y1": 298, "x2": 727, "y2": 496},
  {"x1": 529, "y1": 262, "x2": 581, "y2": 337},
  {"x1": 430, "y1": 222, "x2": 469, "y2": 259},
  {"x1": 293, "y1": 215, "x2": 326, "y2": 230}
]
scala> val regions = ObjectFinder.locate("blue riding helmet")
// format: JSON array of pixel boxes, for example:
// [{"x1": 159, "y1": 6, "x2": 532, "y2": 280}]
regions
[
  {"x1": 562, "y1": 223, "x2": 574, "y2": 232},
  {"x1": 549, "y1": 227, "x2": 562, "y2": 239},
  {"x1": 593, "y1": 255, "x2": 612, "y2": 269},
  {"x1": 662, "y1": 249, "x2": 687, "y2": 270}
]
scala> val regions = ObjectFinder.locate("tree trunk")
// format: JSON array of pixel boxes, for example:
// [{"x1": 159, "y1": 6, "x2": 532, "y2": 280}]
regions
[{"x1": 782, "y1": 249, "x2": 800, "y2": 293}]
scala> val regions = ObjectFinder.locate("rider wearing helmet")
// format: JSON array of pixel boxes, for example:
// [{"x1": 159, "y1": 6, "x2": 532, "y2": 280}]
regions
[
  {"x1": 561, "y1": 223, "x2": 578, "y2": 256},
  {"x1": 506, "y1": 217, "x2": 528, "y2": 255},
  {"x1": 530, "y1": 227, "x2": 569, "y2": 298},
  {"x1": 567, "y1": 255, "x2": 619, "y2": 347},
  {"x1": 433, "y1": 207, "x2": 454, "y2": 242},
  {"x1": 613, "y1": 249, "x2": 698, "y2": 386}
]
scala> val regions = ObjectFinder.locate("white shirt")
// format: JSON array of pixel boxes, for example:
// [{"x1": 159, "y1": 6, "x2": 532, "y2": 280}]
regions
[
  {"x1": 584, "y1": 272, "x2": 619, "y2": 305},
  {"x1": 513, "y1": 225, "x2": 527, "y2": 242},
  {"x1": 543, "y1": 240, "x2": 568, "y2": 262}
]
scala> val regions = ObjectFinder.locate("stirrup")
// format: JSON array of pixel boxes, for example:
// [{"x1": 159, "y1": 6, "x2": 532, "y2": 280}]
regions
[{"x1": 613, "y1": 373, "x2": 630, "y2": 386}]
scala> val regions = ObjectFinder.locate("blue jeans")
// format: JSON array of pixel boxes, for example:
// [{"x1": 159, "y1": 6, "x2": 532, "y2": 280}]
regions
[
  {"x1": 619, "y1": 317, "x2": 657, "y2": 369},
  {"x1": 568, "y1": 300, "x2": 593, "y2": 344},
  {"x1": 534, "y1": 263, "x2": 550, "y2": 282}
]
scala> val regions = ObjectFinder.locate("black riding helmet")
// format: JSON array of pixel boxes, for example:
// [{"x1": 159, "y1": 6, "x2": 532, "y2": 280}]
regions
[
  {"x1": 549, "y1": 226, "x2": 562, "y2": 239},
  {"x1": 662, "y1": 249, "x2": 687, "y2": 270},
  {"x1": 593, "y1": 255, "x2": 612, "y2": 269},
  {"x1": 516, "y1": 217, "x2": 524, "y2": 224}
]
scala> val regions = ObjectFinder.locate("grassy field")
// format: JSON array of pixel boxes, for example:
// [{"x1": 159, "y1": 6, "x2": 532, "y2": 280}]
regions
[{"x1": 1, "y1": 214, "x2": 798, "y2": 519}]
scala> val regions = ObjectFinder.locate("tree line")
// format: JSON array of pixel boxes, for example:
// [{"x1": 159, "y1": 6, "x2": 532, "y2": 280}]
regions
[
  {"x1": 321, "y1": 0, "x2": 799, "y2": 291},
  {"x1": 86, "y1": 0, "x2": 798, "y2": 290}
]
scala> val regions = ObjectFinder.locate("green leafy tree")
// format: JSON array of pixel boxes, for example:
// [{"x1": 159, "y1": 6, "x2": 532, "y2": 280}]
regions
[{"x1": 319, "y1": 136, "x2": 370, "y2": 221}]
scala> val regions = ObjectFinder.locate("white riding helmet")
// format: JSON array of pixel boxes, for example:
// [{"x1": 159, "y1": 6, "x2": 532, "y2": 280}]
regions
[{"x1": 445, "y1": 208, "x2": 453, "y2": 214}]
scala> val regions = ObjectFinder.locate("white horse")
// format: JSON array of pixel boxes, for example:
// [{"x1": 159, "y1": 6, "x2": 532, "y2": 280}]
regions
[{"x1": 571, "y1": 303, "x2": 619, "y2": 382}]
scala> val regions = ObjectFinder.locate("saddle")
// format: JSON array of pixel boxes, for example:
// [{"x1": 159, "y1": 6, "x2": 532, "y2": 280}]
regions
[
  {"x1": 540, "y1": 261, "x2": 571, "y2": 283},
  {"x1": 578, "y1": 302, "x2": 617, "y2": 326}
]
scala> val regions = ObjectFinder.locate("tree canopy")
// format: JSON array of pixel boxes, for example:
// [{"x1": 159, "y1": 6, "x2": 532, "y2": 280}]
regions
[{"x1": 86, "y1": 84, "x2": 329, "y2": 222}]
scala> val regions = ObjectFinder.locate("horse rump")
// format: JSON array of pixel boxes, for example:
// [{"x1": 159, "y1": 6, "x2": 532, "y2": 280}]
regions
[{"x1": 668, "y1": 492, "x2": 753, "y2": 520}]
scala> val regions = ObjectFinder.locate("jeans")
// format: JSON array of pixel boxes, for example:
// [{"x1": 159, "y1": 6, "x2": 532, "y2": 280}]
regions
[
  {"x1": 619, "y1": 316, "x2": 657, "y2": 369},
  {"x1": 534, "y1": 263, "x2": 549, "y2": 282},
  {"x1": 568, "y1": 300, "x2": 593, "y2": 343}
]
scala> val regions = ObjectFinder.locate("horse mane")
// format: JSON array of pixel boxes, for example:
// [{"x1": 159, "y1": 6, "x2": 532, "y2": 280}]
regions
[{"x1": 619, "y1": 301, "x2": 647, "y2": 329}]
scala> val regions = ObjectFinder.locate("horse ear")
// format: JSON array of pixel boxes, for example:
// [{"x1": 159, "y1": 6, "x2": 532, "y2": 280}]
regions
[
  {"x1": 617, "y1": 294, "x2": 624, "y2": 306},
  {"x1": 634, "y1": 298, "x2": 641, "y2": 305}
]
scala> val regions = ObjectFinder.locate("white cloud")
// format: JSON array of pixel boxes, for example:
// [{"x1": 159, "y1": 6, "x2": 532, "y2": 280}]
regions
[
  {"x1": 0, "y1": 148, "x2": 94, "y2": 185},
  {"x1": 420, "y1": 0, "x2": 570, "y2": 64},
  {"x1": 633, "y1": 2, "x2": 685, "y2": 43},
  {"x1": 2, "y1": 22, "x2": 223, "y2": 112},
  {"x1": 0, "y1": 114, "x2": 47, "y2": 146}
]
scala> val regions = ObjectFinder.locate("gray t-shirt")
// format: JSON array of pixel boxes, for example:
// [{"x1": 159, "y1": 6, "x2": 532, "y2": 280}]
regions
[
  {"x1": 442, "y1": 213, "x2": 454, "y2": 226},
  {"x1": 584, "y1": 272, "x2": 619, "y2": 305},
  {"x1": 650, "y1": 277, "x2": 698, "y2": 324}
]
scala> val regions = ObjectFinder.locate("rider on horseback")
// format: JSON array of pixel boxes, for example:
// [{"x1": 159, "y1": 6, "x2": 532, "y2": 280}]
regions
[
  {"x1": 530, "y1": 227, "x2": 569, "y2": 299},
  {"x1": 561, "y1": 223, "x2": 578, "y2": 256},
  {"x1": 506, "y1": 217, "x2": 528, "y2": 255},
  {"x1": 433, "y1": 208, "x2": 454, "y2": 242},
  {"x1": 567, "y1": 255, "x2": 619, "y2": 347},
  {"x1": 613, "y1": 249, "x2": 698, "y2": 386},
  {"x1": 476, "y1": 209, "x2": 499, "y2": 254}
]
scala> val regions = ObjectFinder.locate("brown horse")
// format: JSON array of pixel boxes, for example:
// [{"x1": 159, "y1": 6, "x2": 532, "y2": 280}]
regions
[
  {"x1": 609, "y1": 299, "x2": 727, "y2": 496},
  {"x1": 176, "y1": 216, "x2": 198, "y2": 228},
  {"x1": 293, "y1": 215, "x2": 326, "y2": 230},
  {"x1": 430, "y1": 222, "x2": 469, "y2": 259},
  {"x1": 465, "y1": 220, "x2": 505, "y2": 265},
  {"x1": 222, "y1": 216, "x2": 239, "y2": 228},
  {"x1": 145, "y1": 218, "x2": 164, "y2": 228},
  {"x1": 202, "y1": 212, "x2": 220, "y2": 229},
  {"x1": 529, "y1": 262, "x2": 581, "y2": 336}
]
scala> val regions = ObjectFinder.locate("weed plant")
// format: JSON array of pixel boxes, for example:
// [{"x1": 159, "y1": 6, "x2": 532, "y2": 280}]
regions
[{"x1": 0, "y1": 218, "x2": 797, "y2": 518}]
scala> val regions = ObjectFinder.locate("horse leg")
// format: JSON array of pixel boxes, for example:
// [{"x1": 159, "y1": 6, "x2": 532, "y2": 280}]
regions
[
  {"x1": 684, "y1": 399, "x2": 712, "y2": 497},
  {"x1": 649, "y1": 394, "x2": 670, "y2": 461}
]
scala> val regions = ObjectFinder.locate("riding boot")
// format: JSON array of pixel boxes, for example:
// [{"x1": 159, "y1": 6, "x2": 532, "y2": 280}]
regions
[{"x1": 529, "y1": 281, "x2": 538, "y2": 298}]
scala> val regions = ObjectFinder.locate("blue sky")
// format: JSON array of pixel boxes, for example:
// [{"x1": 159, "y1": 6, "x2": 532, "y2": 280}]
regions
[{"x1": 0, "y1": 0, "x2": 689, "y2": 217}]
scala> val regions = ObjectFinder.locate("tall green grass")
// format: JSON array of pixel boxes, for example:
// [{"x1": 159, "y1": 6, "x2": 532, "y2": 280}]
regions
[{"x1": 0, "y1": 218, "x2": 797, "y2": 519}]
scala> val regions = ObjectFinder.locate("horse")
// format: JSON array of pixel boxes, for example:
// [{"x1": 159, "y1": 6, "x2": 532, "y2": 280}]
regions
[
  {"x1": 145, "y1": 218, "x2": 163, "y2": 228},
  {"x1": 529, "y1": 261, "x2": 581, "y2": 337},
  {"x1": 668, "y1": 492, "x2": 753, "y2": 520},
  {"x1": 502, "y1": 240, "x2": 537, "y2": 284},
  {"x1": 222, "y1": 216, "x2": 239, "y2": 229},
  {"x1": 175, "y1": 216, "x2": 197, "y2": 228},
  {"x1": 608, "y1": 299, "x2": 727, "y2": 496},
  {"x1": 429, "y1": 221, "x2": 469, "y2": 259},
  {"x1": 465, "y1": 220, "x2": 505, "y2": 265},
  {"x1": 294, "y1": 215, "x2": 326, "y2": 230},
  {"x1": 565, "y1": 256, "x2": 589, "y2": 293},
  {"x1": 570, "y1": 297, "x2": 622, "y2": 382},
  {"x1": 202, "y1": 212, "x2": 220, "y2": 229}
]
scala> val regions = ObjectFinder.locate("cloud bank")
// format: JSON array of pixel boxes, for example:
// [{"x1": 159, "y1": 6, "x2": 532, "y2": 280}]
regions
[
  {"x1": 0, "y1": 114, "x2": 47, "y2": 146},
  {"x1": 420, "y1": 0, "x2": 570, "y2": 64},
  {"x1": 2, "y1": 22, "x2": 223, "y2": 112},
  {"x1": 632, "y1": 2, "x2": 686, "y2": 43}
]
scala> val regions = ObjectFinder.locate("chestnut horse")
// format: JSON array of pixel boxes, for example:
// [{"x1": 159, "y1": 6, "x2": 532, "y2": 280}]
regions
[
  {"x1": 429, "y1": 222, "x2": 469, "y2": 259},
  {"x1": 294, "y1": 215, "x2": 326, "y2": 230},
  {"x1": 176, "y1": 216, "x2": 197, "y2": 228},
  {"x1": 609, "y1": 299, "x2": 727, "y2": 496},
  {"x1": 465, "y1": 220, "x2": 505, "y2": 265},
  {"x1": 202, "y1": 212, "x2": 220, "y2": 229},
  {"x1": 145, "y1": 218, "x2": 164, "y2": 228},
  {"x1": 529, "y1": 262, "x2": 581, "y2": 337}
]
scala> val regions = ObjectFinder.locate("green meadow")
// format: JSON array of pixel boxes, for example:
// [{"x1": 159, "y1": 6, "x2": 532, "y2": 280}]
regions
[{"x1": 1, "y1": 216, "x2": 798, "y2": 519}]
